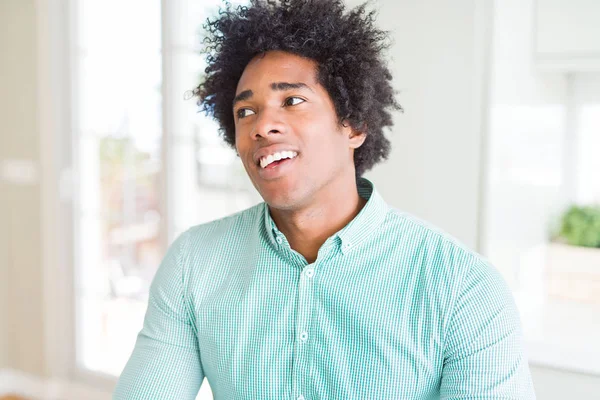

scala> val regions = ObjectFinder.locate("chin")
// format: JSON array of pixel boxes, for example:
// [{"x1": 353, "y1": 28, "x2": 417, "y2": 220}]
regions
[
  {"x1": 258, "y1": 184, "x2": 306, "y2": 211},
  {"x1": 252, "y1": 174, "x2": 288, "y2": 200},
  {"x1": 261, "y1": 191, "x2": 297, "y2": 210}
]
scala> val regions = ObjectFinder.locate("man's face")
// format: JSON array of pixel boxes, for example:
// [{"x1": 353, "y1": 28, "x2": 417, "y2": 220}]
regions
[{"x1": 234, "y1": 50, "x2": 364, "y2": 210}]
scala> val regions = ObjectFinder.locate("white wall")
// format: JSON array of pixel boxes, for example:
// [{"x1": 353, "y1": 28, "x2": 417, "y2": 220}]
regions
[
  {"x1": 487, "y1": 0, "x2": 600, "y2": 397},
  {"x1": 0, "y1": 0, "x2": 45, "y2": 376},
  {"x1": 362, "y1": 0, "x2": 490, "y2": 250},
  {"x1": 0, "y1": 175, "x2": 8, "y2": 369}
]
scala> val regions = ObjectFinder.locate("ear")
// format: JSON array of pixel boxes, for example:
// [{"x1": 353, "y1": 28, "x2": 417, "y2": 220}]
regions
[{"x1": 343, "y1": 121, "x2": 367, "y2": 149}]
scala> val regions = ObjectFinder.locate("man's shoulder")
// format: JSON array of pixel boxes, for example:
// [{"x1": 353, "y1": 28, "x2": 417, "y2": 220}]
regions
[
  {"x1": 184, "y1": 202, "x2": 265, "y2": 242},
  {"x1": 383, "y1": 207, "x2": 493, "y2": 272},
  {"x1": 384, "y1": 208, "x2": 511, "y2": 316}
]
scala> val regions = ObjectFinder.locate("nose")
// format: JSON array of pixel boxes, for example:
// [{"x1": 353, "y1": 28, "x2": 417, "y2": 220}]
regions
[{"x1": 251, "y1": 107, "x2": 285, "y2": 140}]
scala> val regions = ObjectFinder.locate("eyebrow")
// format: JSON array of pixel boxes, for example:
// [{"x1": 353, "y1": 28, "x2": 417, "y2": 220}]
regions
[{"x1": 232, "y1": 82, "x2": 313, "y2": 107}]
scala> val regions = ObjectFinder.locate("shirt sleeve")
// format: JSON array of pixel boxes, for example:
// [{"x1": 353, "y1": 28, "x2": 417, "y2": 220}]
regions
[
  {"x1": 440, "y1": 259, "x2": 536, "y2": 399},
  {"x1": 113, "y1": 230, "x2": 204, "y2": 400}
]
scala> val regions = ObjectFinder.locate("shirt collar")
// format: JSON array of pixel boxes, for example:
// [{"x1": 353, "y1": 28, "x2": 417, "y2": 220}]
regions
[
  {"x1": 262, "y1": 177, "x2": 389, "y2": 253},
  {"x1": 336, "y1": 177, "x2": 389, "y2": 254}
]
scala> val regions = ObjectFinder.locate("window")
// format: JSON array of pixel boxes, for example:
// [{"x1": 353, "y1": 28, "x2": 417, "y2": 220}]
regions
[
  {"x1": 70, "y1": 0, "x2": 255, "y2": 394},
  {"x1": 482, "y1": 1, "x2": 600, "y2": 375},
  {"x1": 483, "y1": 72, "x2": 600, "y2": 374}
]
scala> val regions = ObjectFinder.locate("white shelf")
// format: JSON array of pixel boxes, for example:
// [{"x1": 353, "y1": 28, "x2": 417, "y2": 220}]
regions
[{"x1": 517, "y1": 295, "x2": 600, "y2": 375}]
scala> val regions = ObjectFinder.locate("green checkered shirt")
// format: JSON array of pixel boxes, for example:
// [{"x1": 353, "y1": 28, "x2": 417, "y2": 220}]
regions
[{"x1": 114, "y1": 178, "x2": 536, "y2": 399}]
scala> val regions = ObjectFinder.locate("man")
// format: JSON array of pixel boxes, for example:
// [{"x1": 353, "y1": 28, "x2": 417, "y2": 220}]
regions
[{"x1": 114, "y1": 0, "x2": 536, "y2": 399}]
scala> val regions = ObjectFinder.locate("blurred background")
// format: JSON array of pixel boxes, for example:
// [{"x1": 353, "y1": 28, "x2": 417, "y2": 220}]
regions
[{"x1": 0, "y1": 0, "x2": 599, "y2": 399}]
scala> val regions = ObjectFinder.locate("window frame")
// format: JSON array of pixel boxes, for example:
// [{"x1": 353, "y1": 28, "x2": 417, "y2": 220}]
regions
[{"x1": 39, "y1": 0, "x2": 176, "y2": 391}]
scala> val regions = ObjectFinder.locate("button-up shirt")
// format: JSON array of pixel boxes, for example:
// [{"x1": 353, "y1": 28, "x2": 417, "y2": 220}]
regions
[{"x1": 114, "y1": 178, "x2": 536, "y2": 399}]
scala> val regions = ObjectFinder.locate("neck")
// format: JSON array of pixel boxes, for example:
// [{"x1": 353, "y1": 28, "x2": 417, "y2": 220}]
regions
[{"x1": 269, "y1": 176, "x2": 367, "y2": 264}]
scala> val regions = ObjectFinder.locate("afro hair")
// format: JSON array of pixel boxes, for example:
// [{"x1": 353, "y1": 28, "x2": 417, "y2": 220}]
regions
[{"x1": 194, "y1": 0, "x2": 402, "y2": 177}]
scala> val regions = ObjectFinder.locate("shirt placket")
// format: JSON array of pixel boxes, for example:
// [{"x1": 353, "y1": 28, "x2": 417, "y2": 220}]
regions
[{"x1": 291, "y1": 260, "x2": 318, "y2": 400}]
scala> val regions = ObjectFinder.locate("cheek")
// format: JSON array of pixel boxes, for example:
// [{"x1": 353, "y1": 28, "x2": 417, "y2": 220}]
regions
[
  {"x1": 234, "y1": 139, "x2": 252, "y2": 170},
  {"x1": 298, "y1": 110, "x2": 342, "y2": 140},
  {"x1": 234, "y1": 126, "x2": 248, "y2": 152},
  {"x1": 303, "y1": 117, "x2": 347, "y2": 149}
]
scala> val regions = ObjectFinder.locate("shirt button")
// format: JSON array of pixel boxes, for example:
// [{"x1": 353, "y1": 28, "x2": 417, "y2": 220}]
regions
[
  {"x1": 298, "y1": 396, "x2": 305, "y2": 400},
  {"x1": 276, "y1": 236, "x2": 283, "y2": 244},
  {"x1": 299, "y1": 331, "x2": 309, "y2": 342},
  {"x1": 304, "y1": 268, "x2": 315, "y2": 278}
]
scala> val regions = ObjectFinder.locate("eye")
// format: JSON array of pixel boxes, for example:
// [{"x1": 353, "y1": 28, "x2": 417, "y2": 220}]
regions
[
  {"x1": 284, "y1": 96, "x2": 305, "y2": 106},
  {"x1": 236, "y1": 108, "x2": 256, "y2": 119}
]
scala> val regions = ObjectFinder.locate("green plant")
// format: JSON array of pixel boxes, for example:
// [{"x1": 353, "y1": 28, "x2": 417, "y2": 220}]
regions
[{"x1": 555, "y1": 205, "x2": 600, "y2": 248}]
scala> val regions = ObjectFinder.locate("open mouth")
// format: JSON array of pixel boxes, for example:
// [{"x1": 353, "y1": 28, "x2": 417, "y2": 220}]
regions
[
  {"x1": 258, "y1": 151, "x2": 298, "y2": 169},
  {"x1": 256, "y1": 151, "x2": 298, "y2": 179}
]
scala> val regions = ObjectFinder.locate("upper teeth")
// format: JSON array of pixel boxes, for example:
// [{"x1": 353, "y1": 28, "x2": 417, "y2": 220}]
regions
[{"x1": 260, "y1": 151, "x2": 298, "y2": 169}]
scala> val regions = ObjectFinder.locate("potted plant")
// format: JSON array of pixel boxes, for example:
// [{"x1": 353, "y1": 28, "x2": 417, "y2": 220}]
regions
[{"x1": 546, "y1": 205, "x2": 600, "y2": 304}]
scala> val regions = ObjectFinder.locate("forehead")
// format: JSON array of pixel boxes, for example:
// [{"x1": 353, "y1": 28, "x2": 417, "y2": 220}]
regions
[{"x1": 236, "y1": 51, "x2": 319, "y2": 93}]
